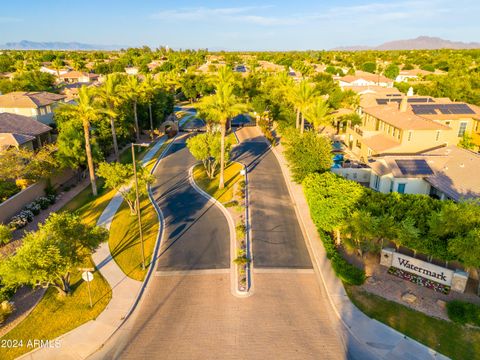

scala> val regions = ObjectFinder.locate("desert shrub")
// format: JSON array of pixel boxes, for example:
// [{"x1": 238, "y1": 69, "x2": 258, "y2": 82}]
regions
[{"x1": 25, "y1": 202, "x2": 41, "y2": 215}]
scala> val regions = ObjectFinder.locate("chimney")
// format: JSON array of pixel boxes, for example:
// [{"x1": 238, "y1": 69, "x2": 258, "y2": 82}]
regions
[{"x1": 399, "y1": 96, "x2": 408, "y2": 112}]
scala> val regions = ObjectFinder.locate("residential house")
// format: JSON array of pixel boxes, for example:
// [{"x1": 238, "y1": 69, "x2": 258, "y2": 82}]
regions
[
  {"x1": 367, "y1": 146, "x2": 480, "y2": 201},
  {"x1": 347, "y1": 97, "x2": 454, "y2": 161},
  {"x1": 395, "y1": 69, "x2": 433, "y2": 82},
  {"x1": 337, "y1": 71, "x2": 394, "y2": 88},
  {"x1": 40, "y1": 66, "x2": 69, "y2": 76},
  {"x1": 0, "y1": 91, "x2": 66, "y2": 125},
  {"x1": 125, "y1": 67, "x2": 139, "y2": 75},
  {"x1": 59, "y1": 71, "x2": 99, "y2": 84},
  {"x1": 0, "y1": 112, "x2": 52, "y2": 150}
]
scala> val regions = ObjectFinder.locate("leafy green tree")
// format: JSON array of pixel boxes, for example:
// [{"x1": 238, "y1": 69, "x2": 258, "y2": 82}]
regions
[
  {"x1": 0, "y1": 212, "x2": 107, "y2": 296},
  {"x1": 283, "y1": 130, "x2": 332, "y2": 182},
  {"x1": 384, "y1": 64, "x2": 400, "y2": 80},
  {"x1": 195, "y1": 67, "x2": 246, "y2": 189},
  {"x1": 186, "y1": 132, "x2": 230, "y2": 179},
  {"x1": 361, "y1": 62, "x2": 376, "y2": 73},
  {"x1": 97, "y1": 162, "x2": 153, "y2": 215},
  {"x1": 303, "y1": 172, "x2": 364, "y2": 243},
  {"x1": 458, "y1": 134, "x2": 475, "y2": 150}
]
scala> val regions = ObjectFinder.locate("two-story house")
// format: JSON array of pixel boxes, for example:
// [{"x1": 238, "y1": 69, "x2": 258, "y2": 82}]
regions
[
  {"x1": 0, "y1": 91, "x2": 66, "y2": 125},
  {"x1": 347, "y1": 97, "x2": 453, "y2": 161}
]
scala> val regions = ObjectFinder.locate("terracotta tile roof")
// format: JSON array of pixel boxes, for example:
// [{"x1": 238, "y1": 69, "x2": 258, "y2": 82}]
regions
[
  {"x1": 364, "y1": 104, "x2": 450, "y2": 130},
  {"x1": 340, "y1": 71, "x2": 393, "y2": 84},
  {"x1": 362, "y1": 134, "x2": 401, "y2": 152},
  {"x1": 59, "y1": 71, "x2": 99, "y2": 79},
  {"x1": 0, "y1": 113, "x2": 52, "y2": 136},
  {"x1": 0, "y1": 91, "x2": 65, "y2": 109}
]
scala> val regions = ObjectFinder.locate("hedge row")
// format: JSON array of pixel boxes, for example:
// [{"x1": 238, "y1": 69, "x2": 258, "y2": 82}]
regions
[{"x1": 321, "y1": 232, "x2": 365, "y2": 285}]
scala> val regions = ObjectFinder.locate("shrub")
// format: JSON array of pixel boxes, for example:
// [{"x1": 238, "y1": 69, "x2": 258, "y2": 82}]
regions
[
  {"x1": 321, "y1": 233, "x2": 365, "y2": 285},
  {"x1": 47, "y1": 194, "x2": 57, "y2": 204},
  {"x1": 0, "y1": 224, "x2": 12, "y2": 245},
  {"x1": 0, "y1": 302, "x2": 14, "y2": 324},
  {"x1": 234, "y1": 255, "x2": 250, "y2": 265},
  {"x1": 37, "y1": 196, "x2": 51, "y2": 209},
  {"x1": 447, "y1": 300, "x2": 480, "y2": 326},
  {"x1": 25, "y1": 202, "x2": 41, "y2": 215},
  {"x1": 224, "y1": 200, "x2": 239, "y2": 208},
  {"x1": 19, "y1": 209, "x2": 34, "y2": 222},
  {"x1": 9, "y1": 214, "x2": 28, "y2": 229},
  {"x1": 0, "y1": 181, "x2": 21, "y2": 202}
]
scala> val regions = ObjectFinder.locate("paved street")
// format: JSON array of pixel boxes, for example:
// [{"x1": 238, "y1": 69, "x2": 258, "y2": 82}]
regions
[
  {"x1": 232, "y1": 128, "x2": 312, "y2": 269},
  {"x1": 151, "y1": 135, "x2": 230, "y2": 270},
  {"x1": 92, "y1": 125, "x2": 349, "y2": 360}
]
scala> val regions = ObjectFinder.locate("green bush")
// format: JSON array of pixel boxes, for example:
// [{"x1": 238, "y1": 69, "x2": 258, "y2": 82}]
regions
[
  {"x1": 447, "y1": 300, "x2": 480, "y2": 326},
  {"x1": 321, "y1": 233, "x2": 365, "y2": 285},
  {"x1": 0, "y1": 181, "x2": 21, "y2": 202},
  {"x1": 0, "y1": 224, "x2": 12, "y2": 245}
]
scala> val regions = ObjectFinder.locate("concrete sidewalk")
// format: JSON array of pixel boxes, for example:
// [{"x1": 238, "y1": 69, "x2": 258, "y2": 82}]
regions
[
  {"x1": 18, "y1": 136, "x2": 168, "y2": 360},
  {"x1": 270, "y1": 140, "x2": 449, "y2": 360}
]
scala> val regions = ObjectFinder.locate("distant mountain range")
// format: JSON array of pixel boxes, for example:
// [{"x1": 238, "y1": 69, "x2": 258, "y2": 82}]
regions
[
  {"x1": 0, "y1": 40, "x2": 125, "y2": 50},
  {"x1": 333, "y1": 36, "x2": 480, "y2": 51}
]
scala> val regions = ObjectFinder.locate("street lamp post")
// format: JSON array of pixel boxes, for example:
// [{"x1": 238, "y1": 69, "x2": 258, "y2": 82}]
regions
[{"x1": 132, "y1": 142, "x2": 149, "y2": 270}]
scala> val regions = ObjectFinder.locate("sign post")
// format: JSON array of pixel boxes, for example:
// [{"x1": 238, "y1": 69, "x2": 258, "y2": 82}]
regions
[{"x1": 82, "y1": 271, "x2": 94, "y2": 308}]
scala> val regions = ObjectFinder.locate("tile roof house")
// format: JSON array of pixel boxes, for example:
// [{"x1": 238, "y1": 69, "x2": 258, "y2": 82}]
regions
[
  {"x1": 337, "y1": 71, "x2": 394, "y2": 88},
  {"x1": 59, "y1": 71, "x2": 99, "y2": 84},
  {"x1": 0, "y1": 91, "x2": 66, "y2": 125},
  {"x1": 366, "y1": 146, "x2": 480, "y2": 201},
  {"x1": 0, "y1": 112, "x2": 52, "y2": 150}
]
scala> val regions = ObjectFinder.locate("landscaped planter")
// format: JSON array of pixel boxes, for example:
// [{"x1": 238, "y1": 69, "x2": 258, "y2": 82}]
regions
[{"x1": 388, "y1": 266, "x2": 451, "y2": 294}]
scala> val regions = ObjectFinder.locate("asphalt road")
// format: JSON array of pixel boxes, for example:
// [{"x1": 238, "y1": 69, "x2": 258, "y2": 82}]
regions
[
  {"x1": 151, "y1": 135, "x2": 230, "y2": 271},
  {"x1": 232, "y1": 134, "x2": 312, "y2": 269},
  {"x1": 180, "y1": 117, "x2": 206, "y2": 132}
]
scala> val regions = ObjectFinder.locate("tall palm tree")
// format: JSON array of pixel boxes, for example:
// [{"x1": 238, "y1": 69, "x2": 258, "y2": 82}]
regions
[
  {"x1": 59, "y1": 86, "x2": 103, "y2": 196},
  {"x1": 142, "y1": 74, "x2": 158, "y2": 138},
  {"x1": 121, "y1": 75, "x2": 143, "y2": 141},
  {"x1": 304, "y1": 97, "x2": 331, "y2": 133},
  {"x1": 51, "y1": 58, "x2": 64, "y2": 77},
  {"x1": 96, "y1": 74, "x2": 123, "y2": 161},
  {"x1": 290, "y1": 80, "x2": 316, "y2": 133},
  {"x1": 196, "y1": 67, "x2": 246, "y2": 189}
]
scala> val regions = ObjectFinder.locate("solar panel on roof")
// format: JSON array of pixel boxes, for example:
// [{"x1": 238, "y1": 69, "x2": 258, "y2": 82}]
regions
[
  {"x1": 395, "y1": 159, "x2": 434, "y2": 176},
  {"x1": 411, "y1": 104, "x2": 437, "y2": 115}
]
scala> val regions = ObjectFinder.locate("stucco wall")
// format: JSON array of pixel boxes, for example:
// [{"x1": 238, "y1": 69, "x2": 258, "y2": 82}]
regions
[{"x1": 0, "y1": 168, "x2": 76, "y2": 224}]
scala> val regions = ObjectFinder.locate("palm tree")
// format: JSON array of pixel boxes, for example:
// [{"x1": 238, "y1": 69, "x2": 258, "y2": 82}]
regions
[
  {"x1": 290, "y1": 80, "x2": 316, "y2": 133},
  {"x1": 59, "y1": 86, "x2": 103, "y2": 196},
  {"x1": 96, "y1": 74, "x2": 123, "y2": 162},
  {"x1": 196, "y1": 67, "x2": 246, "y2": 189},
  {"x1": 121, "y1": 75, "x2": 143, "y2": 141},
  {"x1": 304, "y1": 97, "x2": 331, "y2": 133},
  {"x1": 142, "y1": 74, "x2": 158, "y2": 138},
  {"x1": 52, "y1": 58, "x2": 64, "y2": 77}
]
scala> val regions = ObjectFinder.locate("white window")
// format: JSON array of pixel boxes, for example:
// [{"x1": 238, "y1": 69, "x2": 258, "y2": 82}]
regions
[
  {"x1": 373, "y1": 175, "x2": 380, "y2": 190},
  {"x1": 458, "y1": 122, "x2": 468, "y2": 137}
]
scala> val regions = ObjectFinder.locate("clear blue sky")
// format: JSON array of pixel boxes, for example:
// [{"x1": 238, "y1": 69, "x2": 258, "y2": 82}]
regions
[{"x1": 1, "y1": 0, "x2": 479, "y2": 50}]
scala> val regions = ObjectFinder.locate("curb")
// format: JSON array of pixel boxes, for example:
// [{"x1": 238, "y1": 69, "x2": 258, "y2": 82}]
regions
[
  {"x1": 188, "y1": 164, "x2": 252, "y2": 298},
  {"x1": 84, "y1": 136, "x2": 177, "y2": 358},
  {"x1": 269, "y1": 138, "x2": 447, "y2": 360}
]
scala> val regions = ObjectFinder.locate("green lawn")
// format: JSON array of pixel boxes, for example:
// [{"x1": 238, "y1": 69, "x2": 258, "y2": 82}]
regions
[
  {"x1": 0, "y1": 141, "x2": 161, "y2": 359},
  {"x1": 107, "y1": 138, "x2": 172, "y2": 281},
  {"x1": 193, "y1": 162, "x2": 244, "y2": 203},
  {"x1": 346, "y1": 285, "x2": 480, "y2": 360},
  {"x1": 0, "y1": 258, "x2": 111, "y2": 360}
]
